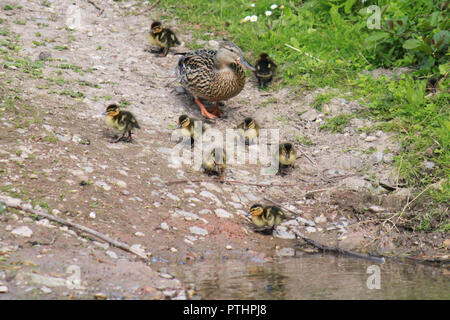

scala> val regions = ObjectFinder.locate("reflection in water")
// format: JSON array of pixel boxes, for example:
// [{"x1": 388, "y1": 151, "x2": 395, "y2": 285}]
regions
[{"x1": 168, "y1": 251, "x2": 450, "y2": 299}]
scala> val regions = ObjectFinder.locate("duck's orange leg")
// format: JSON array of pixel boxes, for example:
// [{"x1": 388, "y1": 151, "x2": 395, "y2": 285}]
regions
[
  {"x1": 195, "y1": 98, "x2": 216, "y2": 119},
  {"x1": 212, "y1": 101, "x2": 223, "y2": 117}
]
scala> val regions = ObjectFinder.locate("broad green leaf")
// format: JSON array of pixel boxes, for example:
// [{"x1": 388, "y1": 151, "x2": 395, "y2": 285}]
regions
[
  {"x1": 365, "y1": 32, "x2": 389, "y2": 43},
  {"x1": 403, "y1": 39, "x2": 423, "y2": 50},
  {"x1": 344, "y1": 0, "x2": 357, "y2": 14}
]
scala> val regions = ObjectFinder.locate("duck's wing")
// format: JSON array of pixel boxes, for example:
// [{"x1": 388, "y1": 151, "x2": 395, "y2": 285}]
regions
[{"x1": 176, "y1": 49, "x2": 217, "y2": 87}]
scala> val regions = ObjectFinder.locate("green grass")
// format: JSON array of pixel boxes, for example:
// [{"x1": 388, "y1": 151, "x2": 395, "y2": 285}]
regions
[
  {"x1": 157, "y1": 0, "x2": 449, "y2": 226},
  {"x1": 320, "y1": 114, "x2": 353, "y2": 133}
]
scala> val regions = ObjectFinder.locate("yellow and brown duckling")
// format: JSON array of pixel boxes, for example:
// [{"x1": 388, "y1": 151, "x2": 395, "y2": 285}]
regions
[
  {"x1": 176, "y1": 41, "x2": 256, "y2": 119},
  {"x1": 202, "y1": 147, "x2": 226, "y2": 175},
  {"x1": 103, "y1": 104, "x2": 140, "y2": 143},
  {"x1": 237, "y1": 117, "x2": 260, "y2": 145},
  {"x1": 177, "y1": 114, "x2": 204, "y2": 146},
  {"x1": 255, "y1": 53, "x2": 277, "y2": 89},
  {"x1": 147, "y1": 21, "x2": 180, "y2": 57},
  {"x1": 278, "y1": 142, "x2": 297, "y2": 174},
  {"x1": 248, "y1": 204, "x2": 286, "y2": 233}
]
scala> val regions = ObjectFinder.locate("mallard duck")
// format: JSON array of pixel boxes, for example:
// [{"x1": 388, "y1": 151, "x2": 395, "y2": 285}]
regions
[
  {"x1": 176, "y1": 41, "x2": 256, "y2": 119},
  {"x1": 103, "y1": 104, "x2": 140, "y2": 143},
  {"x1": 248, "y1": 204, "x2": 286, "y2": 232},
  {"x1": 255, "y1": 53, "x2": 277, "y2": 89},
  {"x1": 147, "y1": 21, "x2": 180, "y2": 57},
  {"x1": 237, "y1": 117, "x2": 260, "y2": 145},
  {"x1": 278, "y1": 142, "x2": 297, "y2": 174},
  {"x1": 177, "y1": 114, "x2": 204, "y2": 146},
  {"x1": 202, "y1": 147, "x2": 226, "y2": 175}
]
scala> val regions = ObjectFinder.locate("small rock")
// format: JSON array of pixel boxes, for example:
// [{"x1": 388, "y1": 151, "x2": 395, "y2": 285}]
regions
[
  {"x1": 189, "y1": 226, "x2": 208, "y2": 236},
  {"x1": 215, "y1": 208, "x2": 233, "y2": 219},
  {"x1": 89, "y1": 212, "x2": 96, "y2": 219},
  {"x1": 306, "y1": 226, "x2": 317, "y2": 233},
  {"x1": 296, "y1": 217, "x2": 315, "y2": 227},
  {"x1": 443, "y1": 239, "x2": 450, "y2": 248},
  {"x1": 199, "y1": 209, "x2": 212, "y2": 215},
  {"x1": 135, "y1": 232, "x2": 145, "y2": 237},
  {"x1": 300, "y1": 109, "x2": 320, "y2": 122},
  {"x1": 167, "y1": 193, "x2": 180, "y2": 202},
  {"x1": 276, "y1": 247, "x2": 295, "y2": 257},
  {"x1": 94, "y1": 293, "x2": 107, "y2": 300},
  {"x1": 41, "y1": 286, "x2": 52, "y2": 294},
  {"x1": 170, "y1": 247, "x2": 178, "y2": 253},
  {"x1": 425, "y1": 161, "x2": 435, "y2": 170},
  {"x1": 51, "y1": 209, "x2": 61, "y2": 216},
  {"x1": 273, "y1": 226, "x2": 296, "y2": 239},
  {"x1": 11, "y1": 226, "x2": 33, "y2": 238},
  {"x1": 162, "y1": 289, "x2": 177, "y2": 298},
  {"x1": 159, "y1": 273, "x2": 174, "y2": 279},
  {"x1": 106, "y1": 250, "x2": 118, "y2": 259},
  {"x1": 0, "y1": 286, "x2": 8, "y2": 293},
  {"x1": 38, "y1": 51, "x2": 51, "y2": 60},
  {"x1": 121, "y1": 190, "x2": 130, "y2": 195},
  {"x1": 365, "y1": 136, "x2": 377, "y2": 142},
  {"x1": 369, "y1": 205, "x2": 385, "y2": 213},
  {"x1": 226, "y1": 245, "x2": 233, "y2": 250},
  {"x1": 314, "y1": 214, "x2": 327, "y2": 224},
  {"x1": 160, "y1": 222, "x2": 170, "y2": 231}
]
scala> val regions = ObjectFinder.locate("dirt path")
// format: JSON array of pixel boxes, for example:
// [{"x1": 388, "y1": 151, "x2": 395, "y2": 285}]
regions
[{"x1": 0, "y1": 1, "x2": 447, "y2": 299}]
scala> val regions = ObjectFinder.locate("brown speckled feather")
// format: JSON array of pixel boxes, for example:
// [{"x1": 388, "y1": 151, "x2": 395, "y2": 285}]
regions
[{"x1": 176, "y1": 49, "x2": 246, "y2": 101}]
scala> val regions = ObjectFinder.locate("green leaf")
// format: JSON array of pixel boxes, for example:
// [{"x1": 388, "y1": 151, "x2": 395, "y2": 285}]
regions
[
  {"x1": 344, "y1": 0, "x2": 357, "y2": 14},
  {"x1": 432, "y1": 30, "x2": 449, "y2": 51},
  {"x1": 0, "y1": 202, "x2": 4, "y2": 214},
  {"x1": 365, "y1": 32, "x2": 389, "y2": 43},
  {"x1": 438, "y1": 62, "x2": 449, "y2": 75},
  {"x1": 430, "y1": 11, "x2": 440, "y2": 27},
  {"x1": 402, "y1": 39, "x2": 423, "y2": 50}
]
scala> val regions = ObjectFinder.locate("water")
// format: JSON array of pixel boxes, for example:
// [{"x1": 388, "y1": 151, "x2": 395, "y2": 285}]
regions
[{"x1": 168, "y1": 252, "x2": 450, "y2": 299}]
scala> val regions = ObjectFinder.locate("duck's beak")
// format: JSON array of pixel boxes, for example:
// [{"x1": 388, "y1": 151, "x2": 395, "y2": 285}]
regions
[
  {"x1": 177, "y1": 124, "x2": 182, "y2": 129},
  {"x1": 286, "y1": 153, "x2": 290, "y2": 160},
  {"x1": 102, "y1": 111, "x2": 108, "y2": 115},
  {"x1": 238, "y1": 56, "x2": 256, "y2": 71},
  {"x1": 215, "y1": 164, "x2": 220, "y2": 173}
]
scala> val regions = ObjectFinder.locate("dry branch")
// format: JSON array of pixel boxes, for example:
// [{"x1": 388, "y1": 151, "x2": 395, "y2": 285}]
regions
[{"x1": 0, "y1": 196, "x2": 148, "y2": 261}]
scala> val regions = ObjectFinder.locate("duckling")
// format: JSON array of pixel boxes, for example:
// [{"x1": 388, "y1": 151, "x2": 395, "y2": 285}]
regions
[
  {"x1": 177, "y1": 114, "x2": 204, "y2": 146},
  {"x1": 248, "y1": 204, "x2": 286, "y2": 233},
  {"x1": 147, "y1": 21, "x2": 180, "y2": 57},
  {"x1": 202, "y1": 147, "x2": 226, "y2": 175},
  {"x1": 278, "y1": 142, "x2": 297, "y2": 174},
  {"x1": 103, "y1": 104, "x2": 140, "y2": 143},
  {"x1": 176, "y1": 41, "x2": 256, "y2": 119},
  {"x1": 255, "y1": 53, "x2": 277, "y2": 89},
  {"x1": 236, "y1": 117, "x2": 260, "y2": 145}
]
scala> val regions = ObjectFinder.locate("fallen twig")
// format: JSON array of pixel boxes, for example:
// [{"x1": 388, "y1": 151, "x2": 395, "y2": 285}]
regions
[
  {"x1": 284, "y1": 43, "x2": 322, "y2": 62},
  {"x1": 86, "y1": 0, "x2": 104, "y2": 15},
  {"x1": 0, "y1": 196, "x2": 148, "y2": 261},
  {"x1": 294, "y1": 230, "x2": 386, "y2": 263}
]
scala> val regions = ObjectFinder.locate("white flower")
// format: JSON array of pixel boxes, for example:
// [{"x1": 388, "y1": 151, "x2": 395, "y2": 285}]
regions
[
  {"x1": 250, "y1": 15, "x2": 258, "y2": 22},
  {"x1": 242, "y1": 16, "x2": 251, "y2": 22},
  {"x1": 265, "y1": 10, "x2": 272, "y2": 17},
  {"x1": 270, "y1": 4, "x2": 278, "y2": 10},
  {"x1": 251, "y1": 3, "x2": 255, "y2": 7}
]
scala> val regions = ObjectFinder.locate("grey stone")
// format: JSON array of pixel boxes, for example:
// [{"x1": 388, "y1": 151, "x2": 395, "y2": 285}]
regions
[
  {"x1": 273, "y1": 226, "x2": 296, "y2": 239},
  {"x1": 11, "y1": 226, "x2": 33, "y2": 238},
  {"x1": 189, "y1": 226, "x2": 208, "y2": 236},
  {"x1": 276, "y1": 247, "x2": 295, "y2": 257}
]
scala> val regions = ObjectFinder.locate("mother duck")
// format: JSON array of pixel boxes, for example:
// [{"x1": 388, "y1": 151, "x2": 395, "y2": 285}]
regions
[{"x1": 176, "y1": 41, "x2": 255, "y2": 119}]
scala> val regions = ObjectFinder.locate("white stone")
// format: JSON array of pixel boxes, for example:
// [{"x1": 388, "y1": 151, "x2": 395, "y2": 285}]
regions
[
  {"x1": 273, "y1": 226, "x2": 296, "y2": 239},
  {"x1": 11, "y1": 226, "x2": 33, "y2": 238},
  {"x1": 215, "y1": 208, "x2": 233, "y2": 219},
  {"x1": 89, "y1": 212, "x2": 96, "y2": 219},
  {"x1": 41, "y1": 286, "x2": 52, "y2": 294},
  {"x1": 189, "y1": 226, "x2": 208, "y2": 236},
  {"x1": 365, "y1": 136, "x2": 377, "y2": 142},
  {"x1": 106, "y1": 250, "x2": 118, "y2": 259},
  {"x1": 306, "y1": 226, "x2": 317, "y2": 233},
  {"x1": 160, "y1": 222, "x2": 170, "y2": 230},
  {"x1": 0, "y1": 286, "x2": 8, "y2": 293},
  {"x1": 135, "y1": 232, "x2": 145, "y2": 237}
]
